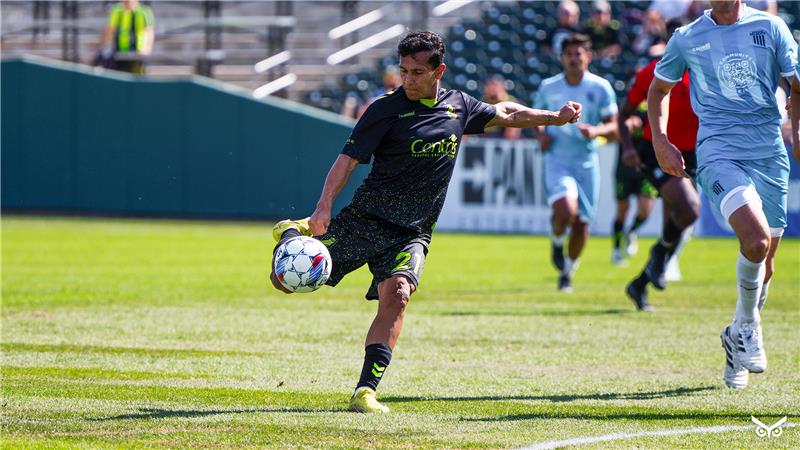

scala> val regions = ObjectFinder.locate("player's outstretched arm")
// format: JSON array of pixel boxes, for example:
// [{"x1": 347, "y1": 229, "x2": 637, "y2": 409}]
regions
[
  {"x1": 791, "y1": 77, "x2": 800, "y2": 163},
  {"x1": 309, "y1": 154, "x2": 360, "y2": 236},
  {"x1": 486, "y1": 101, "x2": 582, "y2": 129},
  {"x1": 647, "y1": 78, "x2": 688, "y2": 178}
]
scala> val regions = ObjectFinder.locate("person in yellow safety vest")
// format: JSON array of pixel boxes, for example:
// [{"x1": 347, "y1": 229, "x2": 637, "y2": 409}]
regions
[{"x1": 97, "y1": 0, "x2": 154, "y2": 74}]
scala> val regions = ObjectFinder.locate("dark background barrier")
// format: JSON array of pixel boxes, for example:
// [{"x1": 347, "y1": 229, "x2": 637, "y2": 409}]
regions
[{"x1": 1, "y1": 57, "x2": 367, "y2": 219}]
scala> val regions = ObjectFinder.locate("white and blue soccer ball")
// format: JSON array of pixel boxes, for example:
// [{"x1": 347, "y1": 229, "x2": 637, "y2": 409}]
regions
[{"x1": 273, "y1": 236, "x2": 332, "y2": 293}]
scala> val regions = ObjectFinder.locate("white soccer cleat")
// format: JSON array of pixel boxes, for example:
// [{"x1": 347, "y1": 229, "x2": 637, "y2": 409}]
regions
[
  {"x1": 721, "y1": 324, "x2": 749, "y2": 389},
  {"x1": 734, "y1": 321, "x2": 767, "y2": 373},
  {"x1": 625, "y1": 232, "x2": 638, "y2": 257},
  {"x1": 665, "y1": 255, "x2": 682, "y2": 281}
]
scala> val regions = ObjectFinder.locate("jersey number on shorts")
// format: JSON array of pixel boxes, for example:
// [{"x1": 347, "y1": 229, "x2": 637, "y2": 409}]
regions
[{"x1": 392, "y1": 251, "x2": 420, "y2": 275}]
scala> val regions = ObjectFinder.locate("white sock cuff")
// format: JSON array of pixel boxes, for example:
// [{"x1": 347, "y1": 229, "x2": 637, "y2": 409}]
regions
[
  {"x1": 564, "y1": 257, "x2": 580, "y2": 276},
  {"x1": 550, "y1": 232, "x2": 565, "y2": 246},
  {"x1": 737, "y1": 252, "x2": 765, "y2": 270}
]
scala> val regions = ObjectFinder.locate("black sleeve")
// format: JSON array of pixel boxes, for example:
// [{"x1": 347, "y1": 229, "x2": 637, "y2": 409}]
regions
[
  {"x1": 462, "y1": 92, "x2": 497, "y2": 135},
  {"x1": 340, "y1": 101, "x2": 391, "y2": 164}
]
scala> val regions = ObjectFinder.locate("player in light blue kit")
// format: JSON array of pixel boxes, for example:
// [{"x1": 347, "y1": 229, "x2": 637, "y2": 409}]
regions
[
  {"x1": 649, "y1": 0, "x2": 798, "y2": 389},
  {"x1": 535, "y1": 34, "x2": 618, "y2": 292}
]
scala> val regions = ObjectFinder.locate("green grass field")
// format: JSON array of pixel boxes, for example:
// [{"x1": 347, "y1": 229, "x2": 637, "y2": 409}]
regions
[{"x1": 2, "y1": 215, "x2": 798, "y2": 449}]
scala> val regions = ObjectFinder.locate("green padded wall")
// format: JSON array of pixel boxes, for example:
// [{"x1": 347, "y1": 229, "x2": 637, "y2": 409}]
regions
[{"x1": 1, "y1": 57, "x2": 368, "y2": 219}]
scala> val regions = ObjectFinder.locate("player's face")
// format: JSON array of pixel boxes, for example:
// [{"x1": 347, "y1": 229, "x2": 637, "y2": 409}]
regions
[
  {"x1": 561, "y1": 44, "x2": 591, "y2": 76},
  {"x1": 399, "y1": 51, "x2": 445, "y2": 101}
]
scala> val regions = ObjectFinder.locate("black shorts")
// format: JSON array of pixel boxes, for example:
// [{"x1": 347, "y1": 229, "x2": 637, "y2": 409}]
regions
[
  {"x1": 320, "y1": 206, "x2": 429, "y2": 300},
  {"x1": 615, "y1": 158, "x2": 657, "y2": 200},
  {"x1": 635, "y1": 139, "x2": 697, "y2": 190}
]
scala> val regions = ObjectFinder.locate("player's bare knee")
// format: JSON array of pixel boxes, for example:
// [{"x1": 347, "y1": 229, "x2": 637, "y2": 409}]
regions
[
  {"x1": 675, "y1": 206, "x2": 699, "y2": 229},
  {"x1": 742, "y1": 235, "x2": 769, "y2": 262},
  {"x1": 389, "y1": 276, "x2": 412, "y2": 307},
  {"x1": 380, "y1": 275, "x2": 413, "y2": 309}
]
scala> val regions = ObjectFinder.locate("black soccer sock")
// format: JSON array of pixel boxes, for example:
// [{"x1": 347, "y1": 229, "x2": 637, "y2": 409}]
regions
[
  {"x1": 613, "y1": 220, "x2": 624, "y2": 249},
  {"x1": 660, "y1": 218, "x2": 682, "y2": 250},
  {"x1": 273, "y1": 228, "x2": 302, "y2": 257},
  {"x1": 631, "y1": 215, "x2": 647, "y2": 232},
  {"x1": 356, "y1": 343, "x2": 392, "y2": 391},
  {"x1": 632, "y1": 271, "x2": 649, "y2": 290},
  {"x1": 281, "y1": 228, "x2": 301, "y2": 242}
]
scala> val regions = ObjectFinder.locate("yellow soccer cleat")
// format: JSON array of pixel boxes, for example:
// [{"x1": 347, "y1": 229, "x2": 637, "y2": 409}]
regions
[
  {"x1": 349, "y1": 388, "x2": 389, "y2": 413},
  {"x1": 272, "y1": 217, "x2": 312, "y2": 242}
]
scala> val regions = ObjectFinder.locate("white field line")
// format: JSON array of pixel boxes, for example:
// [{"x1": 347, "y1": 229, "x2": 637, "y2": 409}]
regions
[{"x1": 522, "y1": 422, "x2": 798, "y2": 449}]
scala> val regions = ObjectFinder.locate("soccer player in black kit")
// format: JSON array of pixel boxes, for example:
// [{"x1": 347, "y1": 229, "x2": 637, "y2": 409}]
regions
[{"x1": 270, "y1": 31, "x2": 582, "y2": 413}]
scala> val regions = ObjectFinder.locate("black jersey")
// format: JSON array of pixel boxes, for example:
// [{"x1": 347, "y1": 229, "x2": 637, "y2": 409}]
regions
[{"x1": 341, "y1": 86, "x2": 496, "y2": 234}]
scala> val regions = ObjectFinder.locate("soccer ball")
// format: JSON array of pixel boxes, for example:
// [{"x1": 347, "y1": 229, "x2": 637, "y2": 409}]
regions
[{"x1": 273, "y1": 236, "x2": 332, "y2": 293}]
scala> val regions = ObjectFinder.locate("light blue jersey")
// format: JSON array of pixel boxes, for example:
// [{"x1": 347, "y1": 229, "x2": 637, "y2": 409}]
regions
[
  {"x1": 655, "y1": 6, "x2": 797, "y2": 167},
  {"x1": 535, "y1": 72, "x2": 616, "y2": 222},
  {"x1": 534, "y1": 72, "x2": 617, "y2": 164}
]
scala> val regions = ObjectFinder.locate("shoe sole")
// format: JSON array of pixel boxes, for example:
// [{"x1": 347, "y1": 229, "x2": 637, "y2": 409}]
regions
[{"x1": 350, "y1": 405, "x2": 388, "y2": 413}]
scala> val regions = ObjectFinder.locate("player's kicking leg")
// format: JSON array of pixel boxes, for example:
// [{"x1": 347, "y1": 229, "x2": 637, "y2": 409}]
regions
[{"x1": 350, "y1": 274, "x2": 417, "y2": 413}]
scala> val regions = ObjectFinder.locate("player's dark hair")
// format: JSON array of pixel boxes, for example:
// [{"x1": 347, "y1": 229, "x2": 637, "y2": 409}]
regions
[
  {"x1": 398, "y1": 31, "x2": 445, "y2": 68},
  {"x1": 561, "y1": 33, "x2": 592, "y2": 53}
]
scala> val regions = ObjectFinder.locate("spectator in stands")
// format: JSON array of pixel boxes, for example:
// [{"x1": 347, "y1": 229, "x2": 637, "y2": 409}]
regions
[
  {"x1": 358, "y1": 67, "x2": 402, "y2": 117},
  {"x1": 632, "y1": 9, "x2": 666, "y2": 56},
  {"x1": 648, "y1": 0, "x2": 692, "y2": 21},
  {"x1": 341, "y1": 67, "x2": 402, "y2": 119},
  {"x1": 96, "y1": 0, "x2": 154, "y2": 74},
  {"x1": 746, "y1": 0, "x2": 778, "y2": 15},
  {"x1": 685, "y1": 1, "x2": 711, "y2": 21},
  {"x1": 481, "y1": 76, "x2": 522, "y2": 140},
  {"x1": 549, "y1": 0, "x2": 581, "y2": 56},
  {"x1": 582, "y1": 0, "x2": 621, "y2": 60}
]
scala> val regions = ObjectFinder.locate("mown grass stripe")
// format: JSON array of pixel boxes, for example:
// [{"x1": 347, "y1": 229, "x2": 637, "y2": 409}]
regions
[{"x1": 1, "y1": 342, "x2": 261, "y2": 358}]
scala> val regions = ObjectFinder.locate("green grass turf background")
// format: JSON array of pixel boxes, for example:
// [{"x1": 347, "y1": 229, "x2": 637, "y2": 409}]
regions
[{"x1": 2, "y1": 216, "x2": 798, "y2": 448}]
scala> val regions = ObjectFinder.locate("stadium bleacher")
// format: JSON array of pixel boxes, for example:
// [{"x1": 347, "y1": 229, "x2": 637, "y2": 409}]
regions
[
  {"x1": 304, "y1": 0, "x2": 800, "y2": 115},
  {"x1": 2, "y1": 1, "x2": 799, "y2": 111}
]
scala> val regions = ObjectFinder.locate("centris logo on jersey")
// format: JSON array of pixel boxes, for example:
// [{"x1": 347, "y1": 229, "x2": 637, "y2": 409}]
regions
[
  {"x1": 717, "y1": 52, "x2": 757, "y2": 91},
  {"x1": 410, "y1": 134, "x2": 459, "y2": 158}
]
